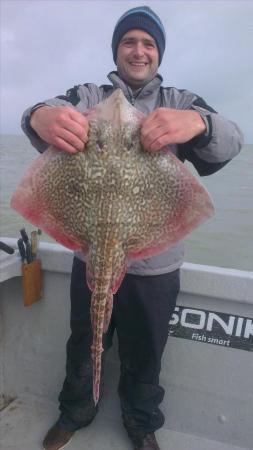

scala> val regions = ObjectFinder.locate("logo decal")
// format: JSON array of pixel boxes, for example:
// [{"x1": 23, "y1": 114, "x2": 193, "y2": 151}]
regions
[{"x1": 169, "y1": 306, "x2": 253, "y2": 351}]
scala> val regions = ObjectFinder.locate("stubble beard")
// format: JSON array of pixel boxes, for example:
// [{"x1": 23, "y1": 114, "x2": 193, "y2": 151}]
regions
[{"x1": 118, "y1": 63, "x2": 157, "y2": 90}]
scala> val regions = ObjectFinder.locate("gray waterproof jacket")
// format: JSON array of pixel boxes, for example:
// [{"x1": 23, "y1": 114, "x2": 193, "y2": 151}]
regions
[{"x1": 21, "y1": 71, "x2": 244, "y2": 275}]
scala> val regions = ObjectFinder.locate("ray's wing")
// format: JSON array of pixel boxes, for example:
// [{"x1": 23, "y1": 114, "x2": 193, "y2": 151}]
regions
[
  {"x1": 126, "y1": 149, "x2": 214, "y2": 261},
  {"x1": 11, "y1": 146, "x2": 89, "y2": 252}
]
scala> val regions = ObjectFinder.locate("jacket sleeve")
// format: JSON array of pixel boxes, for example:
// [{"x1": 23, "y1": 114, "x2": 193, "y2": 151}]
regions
[
  {"x1": 176, "y1": 91, "x2": 244, "y2": 176},
  {"x1": 21, "y1": 83, "x2": 104, "y2": 153}
]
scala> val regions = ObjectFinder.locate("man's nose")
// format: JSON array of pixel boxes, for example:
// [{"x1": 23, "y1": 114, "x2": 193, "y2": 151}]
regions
[{"x1": 132, "y1": 42, "x2": 145, "y2": 57}]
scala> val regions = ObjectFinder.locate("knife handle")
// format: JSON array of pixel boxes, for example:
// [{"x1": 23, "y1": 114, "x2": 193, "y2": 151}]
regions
[
  {"x1": 0, "y1": 241, "x2": 15, "y2": 254},
  {"x1": 25, "y1": 241, "x2": 33, "y2": 264},
  {"x1": 20, "y1": 228, "x2": 29, "y2": 244},
  {"x1": 31, "y1": 231, "x2": 38, "y2": 259},
  {"x1": 17, "y1": 238, "x2": 26, "y2": 263}
]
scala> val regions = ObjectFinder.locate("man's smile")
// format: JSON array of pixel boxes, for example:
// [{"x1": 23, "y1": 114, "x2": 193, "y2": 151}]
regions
[
  {"x1": 129, "y1": 62, "x2": 148, "y2": 65},
  {"x1": 128, "y1": 61, "x2": 149, "y2": 70}
]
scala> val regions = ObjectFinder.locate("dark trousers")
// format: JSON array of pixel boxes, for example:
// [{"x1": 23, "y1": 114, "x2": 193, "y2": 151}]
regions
[{"x1": 58, "y1": 257, "x2": 180, "y2": 434}]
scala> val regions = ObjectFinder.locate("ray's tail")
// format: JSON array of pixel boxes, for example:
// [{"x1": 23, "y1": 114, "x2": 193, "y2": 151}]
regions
[{"x1": 90, "y1": 264, "x2": 113, "y2": 406}]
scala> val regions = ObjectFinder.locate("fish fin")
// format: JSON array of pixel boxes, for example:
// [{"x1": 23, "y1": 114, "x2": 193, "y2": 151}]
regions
[
  {"x1": 87, "y1": 251, "x2": 127, "y2": 295},
  {"x1": 110, "y1": 255, "x2": 128, "y2": 293},
  {"x1": 11, "y1": 191, "x2": 86, "y2": 251},
  {"x1": 11, "y1": 147, "x2": 89, "y2": 252},
  {"x1": 128, "y1": 156, "x2": 214, "y2": 260}
]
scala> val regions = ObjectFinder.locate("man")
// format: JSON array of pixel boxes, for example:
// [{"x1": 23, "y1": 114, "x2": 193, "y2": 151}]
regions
[{"x1": 21, "y1": 6, "x2": 243, "y2": 450}]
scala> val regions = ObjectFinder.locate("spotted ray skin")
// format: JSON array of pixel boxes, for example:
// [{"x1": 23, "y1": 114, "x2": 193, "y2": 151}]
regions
[{"x1": 11, "y1": 89, "x2": 214, "y2": 404}]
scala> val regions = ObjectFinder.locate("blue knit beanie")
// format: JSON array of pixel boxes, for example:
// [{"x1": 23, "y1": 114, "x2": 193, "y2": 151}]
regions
[{"x1": 112, "y1": 6, "x2": 166, "y2": 66}]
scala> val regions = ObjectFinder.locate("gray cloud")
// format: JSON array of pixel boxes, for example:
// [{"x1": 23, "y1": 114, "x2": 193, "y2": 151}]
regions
[{"x1": 1, "y1": 0, "x2": 252, "y2": 142}]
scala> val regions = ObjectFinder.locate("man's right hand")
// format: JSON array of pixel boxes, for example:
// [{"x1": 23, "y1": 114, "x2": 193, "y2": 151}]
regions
[{"x1": 30, "y1": 106, "x2": 89, "y2": 154}]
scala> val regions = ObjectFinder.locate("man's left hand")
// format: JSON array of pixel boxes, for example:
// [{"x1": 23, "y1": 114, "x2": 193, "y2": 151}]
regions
[{"x1": 140, "y1": 108, "x2": 207, "y2": 152}]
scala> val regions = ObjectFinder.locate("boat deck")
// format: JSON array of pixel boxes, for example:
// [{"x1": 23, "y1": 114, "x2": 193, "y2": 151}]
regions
[{"x1": 1, "y1": 394, "x2": 245, "y2": 450}]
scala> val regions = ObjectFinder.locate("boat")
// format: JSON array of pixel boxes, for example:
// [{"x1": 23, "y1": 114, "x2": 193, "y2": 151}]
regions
[{"x1": 0, "y1": 237, "x2": 252, "y2": 450}]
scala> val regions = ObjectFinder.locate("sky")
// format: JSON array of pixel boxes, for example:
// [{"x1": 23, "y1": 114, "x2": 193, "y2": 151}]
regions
[{"x1": 1, "y1": 0, "x2": 253, "y2": 143}]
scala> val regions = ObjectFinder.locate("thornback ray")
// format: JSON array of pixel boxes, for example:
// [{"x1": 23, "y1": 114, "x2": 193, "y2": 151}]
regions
[{"x1": 11, "y1": 88, "x2": 214, "y2": 405}]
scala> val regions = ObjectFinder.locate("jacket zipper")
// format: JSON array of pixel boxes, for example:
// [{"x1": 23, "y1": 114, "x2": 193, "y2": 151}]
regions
[{"x1": 130, "y1": 96, "x2": 135, "y2": 105}]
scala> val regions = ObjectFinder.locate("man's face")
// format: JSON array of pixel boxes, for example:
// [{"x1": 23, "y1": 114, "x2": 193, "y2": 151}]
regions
[{"x1": 116, "y1": 29, "x2": 159, "y2": 90}]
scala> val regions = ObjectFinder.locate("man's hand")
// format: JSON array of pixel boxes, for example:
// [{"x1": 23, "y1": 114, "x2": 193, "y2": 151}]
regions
[
  {"x1": 140, "y1": 108, "x2": 207, "y2": 152},
  {"x1": 30, "y1": 106, "x2": 89, "y2": 153}
]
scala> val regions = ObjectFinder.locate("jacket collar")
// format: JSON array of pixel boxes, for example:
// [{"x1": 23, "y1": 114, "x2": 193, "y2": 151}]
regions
[{"x1": 107, "y1": 71, "x2": 163, "y2": 101}]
